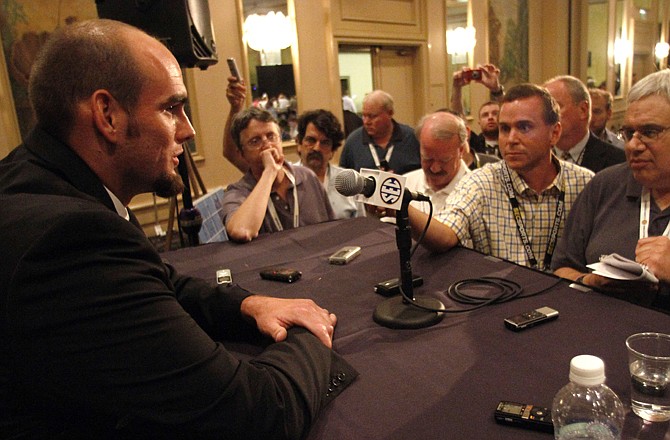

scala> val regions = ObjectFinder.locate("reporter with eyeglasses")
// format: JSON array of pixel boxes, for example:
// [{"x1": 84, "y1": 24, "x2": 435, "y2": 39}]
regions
[
  {"x1": 552, "y1": 70, "x2": 670, "y2": 313},
  {"x1": 221, "y1": 107, "x2": 334, "y2": 242}
]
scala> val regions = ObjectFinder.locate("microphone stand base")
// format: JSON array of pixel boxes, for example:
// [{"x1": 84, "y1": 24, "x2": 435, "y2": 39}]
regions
[{"x1": 373, "y1": 296, "x2": 445, "y2": 329}]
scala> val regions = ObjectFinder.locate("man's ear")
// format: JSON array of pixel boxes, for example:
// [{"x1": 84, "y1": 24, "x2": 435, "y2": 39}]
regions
[
  {"x1": 91, "y1": 90, "x2": 124, "y2": 143},
  {"x1": 578, "y1": 100, "x2": 591, "y2": 121}
]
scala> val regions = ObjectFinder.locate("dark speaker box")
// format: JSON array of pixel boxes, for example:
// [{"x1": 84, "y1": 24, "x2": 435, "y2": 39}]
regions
[{"x1": 95, "y1": 0, "x2": 218, "y2": 70}]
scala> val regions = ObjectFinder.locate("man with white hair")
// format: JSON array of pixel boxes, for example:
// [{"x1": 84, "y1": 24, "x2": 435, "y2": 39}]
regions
[
  {"x1": 339, "y1": 90, "x2": 421, "y2": 175},
  {"x1": 552, "y1": 70, "x2": 670, "y2": 312},
  {"x1": 403, "y1": 111, "x2": 470, "y2": 214}
]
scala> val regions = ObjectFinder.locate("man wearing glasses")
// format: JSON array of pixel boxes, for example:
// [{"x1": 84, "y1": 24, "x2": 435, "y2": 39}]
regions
[
  {"x1": 403, "y1": 111, "x2": 471, "y2": 214},
  {"x1": 552, "y1": 69, "x2": 670, "y2": 313},
  {"x1": 222, "y1": 107, "x2": 334, "y2": 242},
  {"x1": 295, "y1": 109, "x2": 365, "y2": 219}
]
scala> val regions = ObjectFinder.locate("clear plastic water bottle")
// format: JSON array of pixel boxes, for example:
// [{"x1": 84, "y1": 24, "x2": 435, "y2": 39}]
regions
[{"x1": 552, "y1": 355, "x2": 625, "y2": 440}]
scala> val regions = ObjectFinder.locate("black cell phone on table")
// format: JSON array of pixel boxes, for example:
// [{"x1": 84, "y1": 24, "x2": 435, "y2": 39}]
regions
[
  {"x1": 504, "y1": 306, "x2": 559, "y2": 331},
  {"x1": 260, "y1": 268, "x2": 302, "y2": 283}
]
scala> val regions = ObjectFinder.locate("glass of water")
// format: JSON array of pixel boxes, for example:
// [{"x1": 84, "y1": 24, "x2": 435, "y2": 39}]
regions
[{"x1": 626, "y1": 332, "x2": 670, "y2": 422}]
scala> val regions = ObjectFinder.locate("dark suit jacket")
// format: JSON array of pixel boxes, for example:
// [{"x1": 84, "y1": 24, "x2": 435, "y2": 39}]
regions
[
  {"x1": 0, "y1": 128, "x2": 356, "y2": 439},
  {"x1": 580, "y1": 133, "x2": 626, "y2": 173}
]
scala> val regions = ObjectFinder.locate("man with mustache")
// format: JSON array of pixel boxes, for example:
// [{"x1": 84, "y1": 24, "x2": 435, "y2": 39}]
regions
[
  {"x1": 409, "y1": 84, "x2": 594, "y2": 271},
  {"x1": 403, "y1": 111, "x2": 471, "y2": 214},
  {"x1": 552, "y1": 69, "x2": 670, "y2": 312},
  {"x1": 222, "y1": 107, "x2": 334, "y2": 242},
  {"x1": 295, "y1": 109, "x2": 365, "y2": 219}
]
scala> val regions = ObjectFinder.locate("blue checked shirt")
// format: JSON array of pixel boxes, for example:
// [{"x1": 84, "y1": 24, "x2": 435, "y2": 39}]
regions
[{"x1": 436, "y1": 158, "x2": 594, "y2": 270}]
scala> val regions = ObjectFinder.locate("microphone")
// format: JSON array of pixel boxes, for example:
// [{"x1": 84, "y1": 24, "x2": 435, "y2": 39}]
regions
[
  {"x1": 335, "y1": 168, "x2": 430, "y2": 204},
  {"x1": 335, "y1": 171, "x2": 442, "y2": 329},
  {"x1": 334, "y1": 169, "x2": 376, "y2": 197}
]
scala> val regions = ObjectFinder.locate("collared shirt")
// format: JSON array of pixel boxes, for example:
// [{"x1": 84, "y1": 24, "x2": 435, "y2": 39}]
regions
[
  {"x1": 104, "y1": 186, "x2": 130, "y2": 220},
  {"x1": 339, "y1": 120, "x2": 421, "y2": 175},
  {"x1": 554, "y1": 132, "x2": 589, "y2": 164},
  {"x1": 294, "y1": 161, "x2": 365, "y2": 219},
  {"x1": 403, "y1": 160, "x2": 470, "y2": 214},
  {"x1": 603, "y1": 128, "x2": 625, "y2": 150},
  {"x1": 222, "y1": 162, "x2": 334, "y2": 234},
  {"x1": 436, "y1": 159, "x2": 594, "y2": 268}
]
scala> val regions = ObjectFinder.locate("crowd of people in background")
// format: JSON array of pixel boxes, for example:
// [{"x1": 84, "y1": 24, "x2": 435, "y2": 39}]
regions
[{"x1": 2, "y1": 16, "x2": 670, "y2": 440}]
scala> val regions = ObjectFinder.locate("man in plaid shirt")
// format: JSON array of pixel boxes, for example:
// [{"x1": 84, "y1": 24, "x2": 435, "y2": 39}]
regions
[{"x1": 410, "y1": 84, "x2": 594, "y2": 271}]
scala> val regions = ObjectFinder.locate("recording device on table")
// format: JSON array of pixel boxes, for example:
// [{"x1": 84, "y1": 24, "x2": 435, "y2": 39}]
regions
[
  {"x1": 329, "y1": 246, "x2": 361, "y2": 265},
  {"x1": 227, "y1": 57, "x2": 240, "y2": 80},
  {"x1": 494, "y1": 401, "x2": 554, "y2": 433},
  {"x1": 260, "y1": 268, "x2": 302, "y2": 283},
  {"x1": 216, "y1": 269, "x2": 232, "y2": 285},
  {"x1": 374, "y1": 276, "x2": 423, "y2": 297},
  {"x1": 504, "y1": 306, "x2": 558, "y2": 331}
]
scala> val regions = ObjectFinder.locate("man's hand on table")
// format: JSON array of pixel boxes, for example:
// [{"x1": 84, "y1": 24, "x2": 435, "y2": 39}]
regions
[{"x1": 241, "y1": 296, "x2": 337, "y2": 348}]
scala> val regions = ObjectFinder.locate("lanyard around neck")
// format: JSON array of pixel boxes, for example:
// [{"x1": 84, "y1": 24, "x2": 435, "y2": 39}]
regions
[
  {"x1": 500, "y1": 162, "x2": 565, "y2": 271},
  {"x1": 639, "y1": 188, "x2": 670, "y2": 239},
  {"x1": 368, "y1": 143, "x2": 394, "y2": 169},
  {"x1": 267, "y1": 168, "x2": 299, "y2": 231}
]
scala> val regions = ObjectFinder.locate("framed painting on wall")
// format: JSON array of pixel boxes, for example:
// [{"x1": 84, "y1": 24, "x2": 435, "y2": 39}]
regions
[
  {"x1": 488, "y1": 0, "x2": 529, "y2": 88},
  {"x1": 0, "y1": 0, "x2": 199, "y2": 157}
]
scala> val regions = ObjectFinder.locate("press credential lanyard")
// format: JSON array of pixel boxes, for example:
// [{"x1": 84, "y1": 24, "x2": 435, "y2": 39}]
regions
[
  {"x1": 368, "y1": 144, "x2": 394, "y2": 169},
  {"x1": 267, "y1": 169, "x2": 299, "y2": 231},
  {"x1": 500, "y1": 163, "x2": 565, "y2": 270},
  {"x1": 639, "y1": 188, "x2": 670, "y2": 239}
]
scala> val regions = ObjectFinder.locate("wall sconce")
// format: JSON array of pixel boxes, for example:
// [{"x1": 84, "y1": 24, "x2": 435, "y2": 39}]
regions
[
  {"x1": 613, "y1": 37, "x2": 632, "y2": 65},
  {"x1": 655, "y1": 41, "x2": 670, "y2": 59},
  {"x1": 446, "y1": 26, "x2": 477, "y2": 56},
  {"x1": 243, "y1": 11, "x2": 294, "y2": 65}
]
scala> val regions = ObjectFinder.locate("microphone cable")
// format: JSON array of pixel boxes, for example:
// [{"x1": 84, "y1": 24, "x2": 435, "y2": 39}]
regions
[
  {"x1": 399, "y1": 202, "x2": 564, "y2": 313},
  {"x1": 397, "y1": 276, "x2": 563, "y2": 314}
]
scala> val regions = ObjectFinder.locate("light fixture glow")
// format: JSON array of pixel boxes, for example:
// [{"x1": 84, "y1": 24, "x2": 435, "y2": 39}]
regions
[
  {"x1": 614, "y1": 38, "x2": 632, "y2": 65},
  {"x1": 655, "y1": 41, "x2": 670, "y2": 59},
  {"x1": 446, "y1": 26, "x2": 477, "y2": 56},
  {"x1": 243, "y1": 11, "x2": 294, "y2": 53}
]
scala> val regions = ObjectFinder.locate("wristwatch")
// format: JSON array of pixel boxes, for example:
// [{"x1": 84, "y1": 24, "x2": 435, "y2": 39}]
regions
[
  {"x1": 491, "y1": 85, "x2": 504, "y2": 97},
  {"x1": 575, "y1": 274, "x2": 588, "y2": 285}
]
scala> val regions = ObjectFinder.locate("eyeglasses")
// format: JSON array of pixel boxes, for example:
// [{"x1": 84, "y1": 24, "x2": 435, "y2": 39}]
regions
[
  {"x1": 243, "y1": 132, "x2": 280, "y2": 150},
  {"x1": 618, "y1": 125, "x2": 670, "y2": 143},
  {"x1": 302, "y1": 136, "x2": 333, "y2": 148}
]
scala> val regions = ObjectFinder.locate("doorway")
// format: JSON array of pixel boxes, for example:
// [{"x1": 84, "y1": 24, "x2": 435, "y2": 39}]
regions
[{"x1": 338, "y1": 44, "x2": 421, "y2": 128}]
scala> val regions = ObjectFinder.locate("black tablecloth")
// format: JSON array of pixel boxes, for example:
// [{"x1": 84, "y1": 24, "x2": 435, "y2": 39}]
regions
[{"x1": 165, "y1": 217, "x2": 670, "y2": 439}]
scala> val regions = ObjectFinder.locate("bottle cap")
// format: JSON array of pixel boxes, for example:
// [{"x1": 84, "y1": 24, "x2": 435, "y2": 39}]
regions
[{"x1": 569, "y1": 355, "x2": 606, "y2": 386}]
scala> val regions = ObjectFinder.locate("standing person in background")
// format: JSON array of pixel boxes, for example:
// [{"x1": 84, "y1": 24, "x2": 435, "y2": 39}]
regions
[
  {"x1": 544, "y1": 75, "x2": 625, "y2": 172},
  {"x1": 0, "y1": 19, "x2": 356, "y2": 438},
  {"x1": 589, "y1": 87, "x2": 625, "y2": 149},
  {"x1": 339, "y1": 90, "x2": 421, "y2": 175},
  {"x1": 295, "y1": 109, "x2": 365, "y2": 219},
  {"x1": 450, "y1": 64, "x2": 505, "y2": 157}
]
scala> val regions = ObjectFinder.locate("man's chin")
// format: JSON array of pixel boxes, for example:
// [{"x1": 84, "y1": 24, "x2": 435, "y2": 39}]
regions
[{"x1": 154, "y1": 174, "x2": 185, "y2": 198}]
